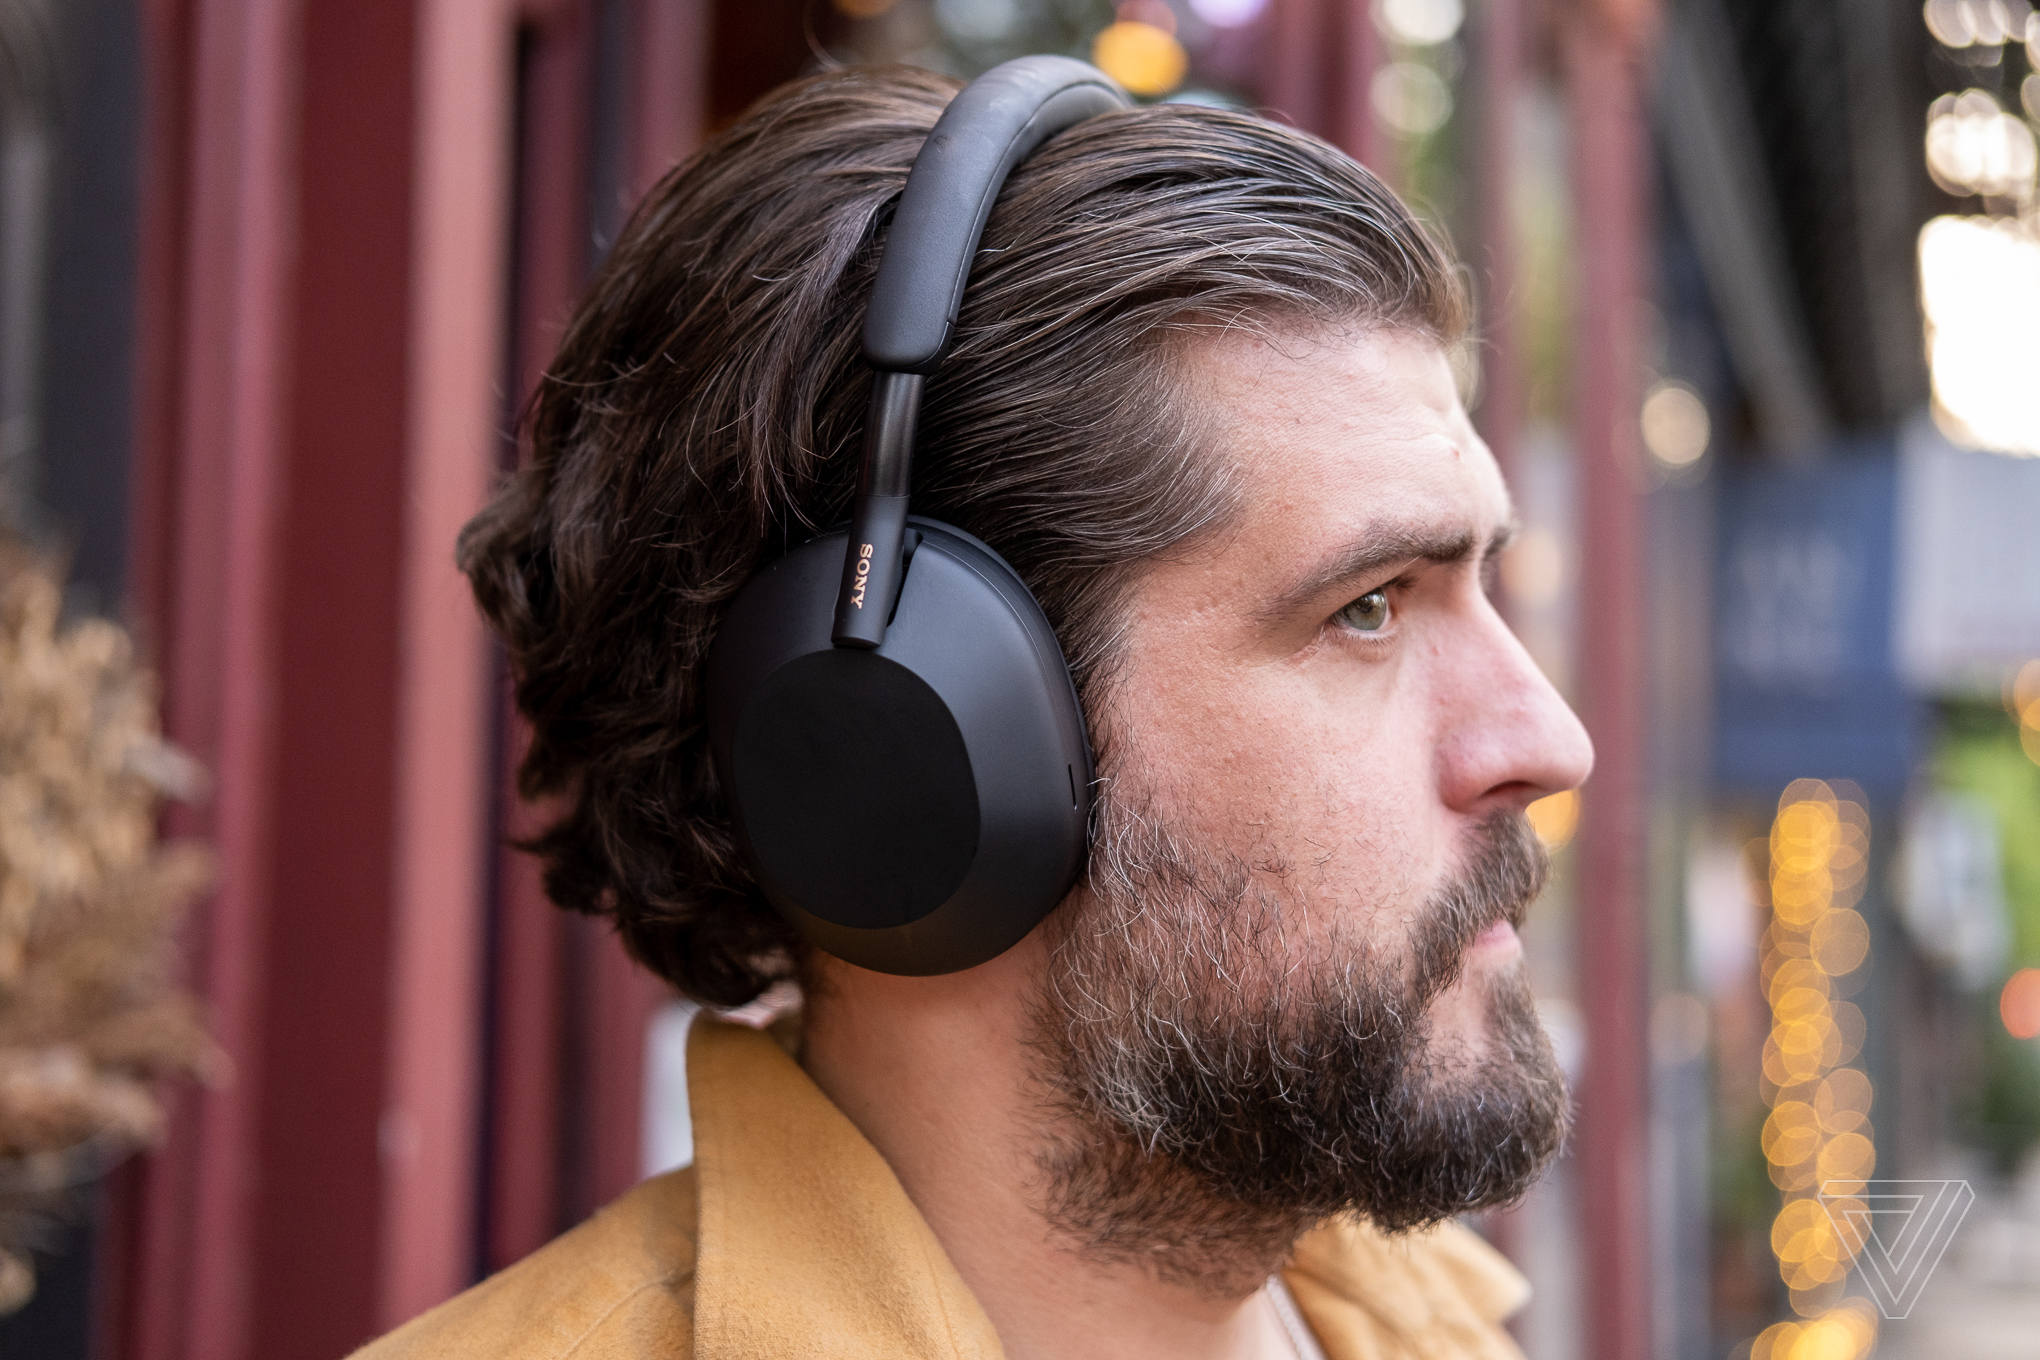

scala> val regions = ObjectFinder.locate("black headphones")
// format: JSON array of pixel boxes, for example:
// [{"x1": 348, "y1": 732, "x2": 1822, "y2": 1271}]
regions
[{"x1": 703, "y1": 58, "x2": 1131, "y2": 976}]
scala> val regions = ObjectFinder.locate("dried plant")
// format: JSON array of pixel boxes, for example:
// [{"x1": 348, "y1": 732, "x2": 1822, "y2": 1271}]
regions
[{"x1": 0, "y1": 536, "x2": 217, "y2": 1311}]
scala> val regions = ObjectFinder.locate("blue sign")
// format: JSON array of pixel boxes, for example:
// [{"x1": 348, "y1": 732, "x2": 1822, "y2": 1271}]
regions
[{"x1": 1712, "y1": 440, "x2": 1924, "y2": 805}]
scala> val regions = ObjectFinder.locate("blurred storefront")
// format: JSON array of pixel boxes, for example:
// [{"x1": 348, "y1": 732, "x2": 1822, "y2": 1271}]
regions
[{"x1": 0, "y1": 1, "x2": 2036, "y2": 1358}]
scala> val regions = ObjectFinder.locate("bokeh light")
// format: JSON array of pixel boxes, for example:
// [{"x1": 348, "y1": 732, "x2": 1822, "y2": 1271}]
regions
[
  {"x1": 1652, "y1": 992, "x2": 1711, "y2": 1064},
  {"x1": 1815, "y1": 1069, "x2": 1874, "y2": 1134},
  {"x1": 1187, "y1": 0, "x2": 1269, "y2": 26},
  {"x1": 2012, "y1": 658, "x2": 2040, "y2": 717},
  {"x1": 1641, "y1": 379, "x2": 1711, "y2": 468},
  {"x1": 1377, "y1": 0, "x2": 1465, "y2": 46},
  {"x1": 1370, "y1": 62, "x2": 1452, "y2": 137},
  {"x1": 1810, "y1": 908, "x2": 1871, "y2": 975},
  {"x1": 1091, "y1": 20, "x2": 1188, "y2": 97},
  {"x1": 831, "y1": 0, "x2": 901, "y2": 18},
  {"x1": 1918, "y1": 215, "x2": 2040, "y2": 455},
  {"x1": 1500, "y1": 526, "x2": 1565, "y2": 607},
  {"x1": 2001, "y1": 967, "x2": 2040, "y2": 1038},
  {"x1": 1924, "y1": 0, "x2": 2034, "y2": 47},
  {"x1": 1750, "y1": 1295, "x2": 1878, "y2": 1359},
  {"x1": 1924, "y1": 90, "x2": 2037, "y2": 200},
  {"x1": 1749, "y1": 782, "x2": 1879, "y2": 1341},
  {"x1": 1526, "y1": 789, "x2": 1579, "y2": 850},
  {"x1": 2010, "y1": 659, "x2": 2040, "y2": 764}
]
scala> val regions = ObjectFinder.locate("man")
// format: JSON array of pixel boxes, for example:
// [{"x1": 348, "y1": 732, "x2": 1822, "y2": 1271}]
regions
[{"x1": 358, "y1": 59, "x2": 1592, "y2": 1360}]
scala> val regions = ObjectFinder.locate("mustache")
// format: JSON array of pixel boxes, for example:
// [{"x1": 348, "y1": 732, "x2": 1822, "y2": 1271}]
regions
[{"x1": 1408, "y1": 809, "x2": 1549, "y2": 1007}]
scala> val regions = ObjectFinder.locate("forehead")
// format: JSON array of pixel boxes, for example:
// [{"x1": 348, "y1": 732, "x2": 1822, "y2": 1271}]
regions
[{"x1": 1180, "y1": 327, "x2": 1508, "y2": 536}]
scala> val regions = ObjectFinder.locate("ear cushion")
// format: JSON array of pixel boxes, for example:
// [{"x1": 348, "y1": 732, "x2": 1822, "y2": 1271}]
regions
[
  {"x1": 730, "y1": 649, "x2": 979, "y2": 930},
  {"x1": 706, "y1": 519, "x2": 1093, "y2": 976}
]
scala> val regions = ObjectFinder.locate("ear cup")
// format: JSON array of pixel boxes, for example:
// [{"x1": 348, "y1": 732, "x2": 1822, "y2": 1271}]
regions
[
  {"x1": 706, "y1": 519, "x2": 1093, "y2": 975},
  {"x1": 701, "y1": 58, "x2": 1121, "y2": 977},
  {"x1": 730, "y1": 649, "x2": 980, "y2": 930}
]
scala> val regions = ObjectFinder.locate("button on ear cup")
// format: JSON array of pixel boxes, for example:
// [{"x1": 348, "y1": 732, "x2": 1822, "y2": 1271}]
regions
[{"x1": 731, "y1": 650, "x2": 980, "y2": 931}]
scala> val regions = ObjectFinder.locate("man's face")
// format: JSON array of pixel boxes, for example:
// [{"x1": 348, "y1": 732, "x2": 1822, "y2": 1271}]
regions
[
  {"x1": 1113, "y1": 326, "x2": 1591, "y2": 1051},
  {"x1": 1028, "y1": 325, "x2": 1594, "y2": 1285}
]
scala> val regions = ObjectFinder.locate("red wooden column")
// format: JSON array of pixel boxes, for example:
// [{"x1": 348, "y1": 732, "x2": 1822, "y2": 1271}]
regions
[
  {"x1": 117, "y1": 0, "x2": 516, "y2": 1354},
  {"x1": 1259, "y1": 1, "x2": 1392, "y2": 220},
  {"x1": 487, "y1": 0, "x2": 711, "y2": 1250},
  {"x1": 1265, "y1": 0, "x2": 1329, "y2": 134},
  {"x1": 1464, "y1": 0, "x2": 1531, "y2": 1275},
  {"x1": 130, "y1": 0, "x2": 304, "y2": 1354},
  {"x1": 1565, "y1": 2, "x2": 1657, "y2": 1358},
  {"x1": 1335, "y1": 0, "x2": 1394, "y2": 184},
  {"x1": 631, "y1": 0, "x2": 709, "y2": 198},
  {"x1": 480, "y1": 0, "x2": 594, "y2": 1274},
  {"x1": 1472, "y1": 0, "x2": 1527, "y2": 488},
  {"x1": 377, "y1": 0, "x2": 517, "y2": 1332}
]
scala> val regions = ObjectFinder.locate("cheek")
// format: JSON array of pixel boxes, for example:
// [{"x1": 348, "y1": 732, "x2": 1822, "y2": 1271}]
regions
[
  {"x1": 1128, "y1": 665, "x2": 1439, "y2": 872},
  {"x1": 1278, "y1": 687, "x2": 1439, "y2": 934}
]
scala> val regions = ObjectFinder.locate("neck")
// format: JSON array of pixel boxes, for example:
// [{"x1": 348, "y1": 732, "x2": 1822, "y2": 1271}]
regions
[{"x1": 798, "y1": 943, "x2": 1298, "y2": 1360}]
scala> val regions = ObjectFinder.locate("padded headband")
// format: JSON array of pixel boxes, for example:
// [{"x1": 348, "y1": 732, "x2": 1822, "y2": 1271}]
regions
[
  {"x1": 832, "y1": 56, "x2": 1130, "y2": 648},
  {"x1": 863, "y1": 56, "x2": 1130, "y2": 374}
]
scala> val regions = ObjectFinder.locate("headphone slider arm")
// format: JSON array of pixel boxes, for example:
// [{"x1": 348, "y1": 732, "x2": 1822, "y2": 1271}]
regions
[{"x1": 831, "y1": 493, "x2": 911, "y2": 649}]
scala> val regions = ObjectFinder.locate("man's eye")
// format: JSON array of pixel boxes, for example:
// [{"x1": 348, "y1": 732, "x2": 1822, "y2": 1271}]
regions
[{"x1": 1337, "y1": 589, "x2": 1391, "y2": 633}]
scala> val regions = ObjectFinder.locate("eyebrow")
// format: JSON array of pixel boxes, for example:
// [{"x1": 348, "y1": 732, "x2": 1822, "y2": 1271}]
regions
[{"x1": 1259, "y1": 519, "x2": 1517, "y2": 626}]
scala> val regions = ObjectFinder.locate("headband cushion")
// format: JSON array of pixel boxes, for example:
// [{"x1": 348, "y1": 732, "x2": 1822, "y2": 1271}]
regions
[{"x1": 862, "y1": 55, "x2": 1130, "y2": 373}]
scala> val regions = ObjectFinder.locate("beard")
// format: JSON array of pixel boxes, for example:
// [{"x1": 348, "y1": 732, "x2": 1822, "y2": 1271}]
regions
[{"x1": 1027, "y1": 782, "x2": 1570, "y2": 1294}]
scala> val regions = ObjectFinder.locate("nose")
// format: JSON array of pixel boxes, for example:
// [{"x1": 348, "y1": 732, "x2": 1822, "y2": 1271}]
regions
[{"x1": 1433, "y1": 598, "x2": 1595, "y2": 816}]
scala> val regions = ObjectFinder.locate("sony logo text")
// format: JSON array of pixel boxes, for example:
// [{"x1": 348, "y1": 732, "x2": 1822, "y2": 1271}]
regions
[{"x1": 849, "y1": 543, "x2": 873, "y2": 608}]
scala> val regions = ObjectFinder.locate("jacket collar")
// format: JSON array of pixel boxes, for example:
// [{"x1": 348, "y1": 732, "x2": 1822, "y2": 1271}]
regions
[
  {"x1": 689, "y1": 1018, "x2": 1005, "y2": 1359},
  {"x1": 685, "y1": 1016, "x2": 1528, "y2": 1360}
]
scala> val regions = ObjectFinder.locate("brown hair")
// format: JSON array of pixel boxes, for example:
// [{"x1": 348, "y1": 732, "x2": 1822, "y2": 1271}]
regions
[{"x1": 459, "y1": 64, "x2": 1465, "y2": 1007}]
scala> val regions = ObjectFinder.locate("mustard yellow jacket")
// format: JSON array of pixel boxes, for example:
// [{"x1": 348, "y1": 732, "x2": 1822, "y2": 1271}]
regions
[{"x1": 352, "y1": 1019, "x2": 1531, "y2": 1359}]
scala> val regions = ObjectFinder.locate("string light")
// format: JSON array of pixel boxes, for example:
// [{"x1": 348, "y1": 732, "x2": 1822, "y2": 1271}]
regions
[
  {"x1": 1923, "y1": 0, "x2": 2034, "y2": 48},
  {"x1": 1376, "y1": 0, "x2": 1464, "y2": 46},
  {"x1": 1749, "y1": 1297, "x2": 1880, "y2": 1360},
  {"x1": 1641, "y1": 380, "x2": 1711, "y2": 469},
  {"x1": 1526, "y1": 789, "x2": 1578, "y2": 850},
  {"x1": 1188, "y1": 0, "x2": 1268, "y2": 25},
  {"x1": 1370, "y1": 62, "x2": 1452, "y2": 137},
  {"x1": 2002, "y1": 968, "x2": 2040, "y2": 1038},
  {"x1": 1091, "y1": 18, "x2": 1189, "y2": 97},
  {"x1": 2009, "y1": 659, "x2": 2040, "y2": 764},
  {"x1": 1916, "y1": 0, "x2": 2040, "y2": 457},
  {"x1": 1924, "y1": 91, "x2": 2036, "y2": 201},
  {"x1": 1918, "y1": 216, "x2": 2040, "y2": 455},
  {"x1": 1746, "y1": 781, "x2": 1879, "y2": 1357}
]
